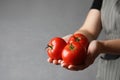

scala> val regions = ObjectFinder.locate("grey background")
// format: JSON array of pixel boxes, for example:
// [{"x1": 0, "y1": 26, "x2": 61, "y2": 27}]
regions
[{"x1": 0, "y1": 0, "x2": 104, "y2": 80}]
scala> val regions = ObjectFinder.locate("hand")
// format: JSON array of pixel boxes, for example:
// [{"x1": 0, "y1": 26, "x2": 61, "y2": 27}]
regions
[
  {"x1": 61, "y1": 40, "x2": 101, "y2": 71},
  {"x1": 47, "y1": 34, "x2": 73, "y2": 65}
]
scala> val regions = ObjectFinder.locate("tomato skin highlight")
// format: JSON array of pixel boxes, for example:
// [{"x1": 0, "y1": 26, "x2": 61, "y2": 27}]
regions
[
  {"x1": 68, "y1": 33, "x2": 89, "y2": 49},
  {"x1": 62, "y1": 42, "x2": 87, "y2": 65},
  {"x1": 47, "y1": 37, "x2": 67, "y2": 60}
]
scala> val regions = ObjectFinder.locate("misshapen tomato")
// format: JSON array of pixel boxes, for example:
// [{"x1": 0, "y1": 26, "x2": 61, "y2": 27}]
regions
[
  {"x1": 62, "y1": 42, "x2": 87, "y2": 65},
  {"x1": 46, "y1": 37, "x2": 67, "y2": 60},
  {"x1": 68, "y1": 33, "x2": 89, "y2": 49}
]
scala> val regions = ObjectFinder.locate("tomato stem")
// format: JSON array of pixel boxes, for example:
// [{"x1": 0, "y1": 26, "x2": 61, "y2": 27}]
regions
[
  {"x1": 70, "y1": 43, "x2": 74, "y2": 50},
  {"x1": 46, "y1": 44, "x2": 53, "y2": 50},
  {"x1": 48, "y1": 45, "x2": 53, "y2": 49},
  {"x1": 75, "y1": 37, "x2": 81, "y2": 42}
]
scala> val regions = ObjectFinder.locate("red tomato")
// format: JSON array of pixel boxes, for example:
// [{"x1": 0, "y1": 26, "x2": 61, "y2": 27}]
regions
[
  {"x1": 62, "y1": 42, "x2": 87, "y2": 65},
  {"x1": 68, "y1": 33, "x2": 89, "y2": 49},
  {"x1": 46, "y1": 37, "x2": 67, "y2": 60}
]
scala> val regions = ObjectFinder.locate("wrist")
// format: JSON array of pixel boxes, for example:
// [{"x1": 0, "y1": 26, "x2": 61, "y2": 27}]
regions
[{"x1": 97, "y1": 40, "x2": 105, "y2": 54}]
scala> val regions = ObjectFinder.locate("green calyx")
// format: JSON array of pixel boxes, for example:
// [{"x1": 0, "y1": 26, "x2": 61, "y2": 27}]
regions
[
  {"x1": 47, "y1": 45, "x2": 53, "y2": 49},
  {"x1": 69, "y1": 43, "x2": 74, "y2": 50},
  {"x1": 75, "y1": 37, "x2": 81, "y2": 42}
]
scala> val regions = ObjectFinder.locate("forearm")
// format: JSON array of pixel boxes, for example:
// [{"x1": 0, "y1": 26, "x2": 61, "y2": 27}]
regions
[
  {"x1": 99, "y1": 39, "x2": 120, "y2": 55},
  {"x1": 74, "y1": 9, "x2": 102, "y2": 42},
  {"x1": 74, "y1": 29, "x2": 96, "y2": 42}
]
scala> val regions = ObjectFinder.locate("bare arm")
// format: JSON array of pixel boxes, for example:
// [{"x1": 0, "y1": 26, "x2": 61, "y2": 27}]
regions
[
  {"x1": 48, "y1": 9, "x2": 102, "y2": 65},
  {"x1": 60, "y1": 9, "x2": 103, "y2": 70},
  {"x1": 75, "y1": 9, "x2": 102, "y2": 41},
  {"x1": 99, "y1": 39, "x2": 120, "y2": 55},
  {"x1": 62, "y1": 5, "x2": 120, "y2": 71},
  {"x1": 77, "y1": 9, "x2": 120, "y2": 55}
]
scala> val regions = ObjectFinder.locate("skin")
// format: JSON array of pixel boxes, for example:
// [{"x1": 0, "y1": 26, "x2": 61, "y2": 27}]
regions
[{"x1": 47, "y1": 9, "x2": 120, "y2": 71}]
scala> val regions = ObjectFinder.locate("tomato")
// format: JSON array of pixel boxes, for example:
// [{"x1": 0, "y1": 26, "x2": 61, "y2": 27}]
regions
[
  {"x1": 62, "y1": 42, "x2": 87, "y2": 65},
  {"x1": 46, "y1": 37, "x2": 67, "y2": 60},
  {"x1": 68, "y1": 33, "x2": 89, "y2": 49}
]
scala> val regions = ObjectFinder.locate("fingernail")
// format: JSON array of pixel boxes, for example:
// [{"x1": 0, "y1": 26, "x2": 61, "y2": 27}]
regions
[
  {"x1": 68, "y1": 65, "x2": 72, "y2": 69},
  {"x1": 47, "y1": 58, "x2": 52, "y2": 63},
  {"x1": 53, "y1": 60, "x2": 57, "y2": 64},
  {"x1": 58, "y1": 60, "x2": 62, "y2": 64},
  {"x1": 61, "y1": 61, "x2": 64, "y2": 64},
  {"x1": 61, "y1": 63, "x2": 64, "y2": 67}
]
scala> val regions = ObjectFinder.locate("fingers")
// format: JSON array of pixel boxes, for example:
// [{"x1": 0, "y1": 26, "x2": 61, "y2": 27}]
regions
[
  {"x1": 61, "y1": 61, "x2": 68, "y2": 68},
  {"x1": 61, "y1": 61, "x2": 86, "y2": 71},
  {"x1": 58, "y1": 60, "x2": 62, "y2": 64},
  {"x1": 68, "y1": 65, "x2": 81, "y2": 71},
  {"x1": 53, "y1": 60, "x2": 59, "y2": 65},
  {"x1": 47, "y1": 58, "x2": 53, "y2": 63},
  {"x1": 60, "y1": 55, "x2": 95, "y2": 71},
  {"x1": 47, "y1": 57, "x2": 61, "y2": 65},
  {"x1": 47, "y1": 57, "x2": 92, "y2": 71}
]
